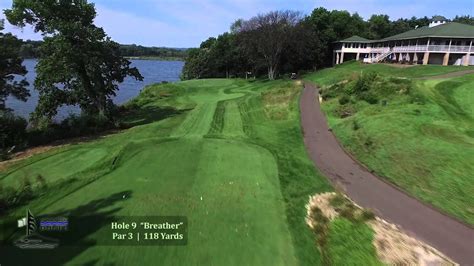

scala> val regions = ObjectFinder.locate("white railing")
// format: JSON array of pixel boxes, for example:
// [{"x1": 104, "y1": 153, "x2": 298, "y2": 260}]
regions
[
  {"x1": 363, "y1": 51, "x2": 392, "y2": 63},
  {"x1": 341, "y1": 44, "x2": 472, "y2": 54},
  {"x1": 393, "y1": 46, "x2": 427, "y2": 52},
  {"x1": 449, "y1": 45, "x2": 471, "y2": 53},
  {"x1": 371, "y1": 47, "x2": 390, "y2": 54},
  {"x1": 392, "y1": 45, "x2": 471, "y2": 53},
  {"x1": 375, "y1": 51, "x2": 392, "y2": 62}
]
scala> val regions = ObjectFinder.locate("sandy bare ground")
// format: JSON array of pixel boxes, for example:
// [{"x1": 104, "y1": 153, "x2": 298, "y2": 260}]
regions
[
  {"x1": 300, "y1": 81, "x2": 474, "y2": 265},
  {"x1": 306, "y1": 192, "x2": 456, "y2": 265}
]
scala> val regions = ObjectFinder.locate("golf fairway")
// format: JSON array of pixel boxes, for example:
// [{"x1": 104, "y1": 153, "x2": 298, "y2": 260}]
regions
[{"x1": 1, "y1": 79, "x2": 330, "y2": 265}]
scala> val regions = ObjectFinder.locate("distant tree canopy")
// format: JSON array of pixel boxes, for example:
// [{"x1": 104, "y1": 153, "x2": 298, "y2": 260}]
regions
[
  {"x1": 119, "y1": 45, "x2": 187, "y2": 59},
  {"x1": 5, "y1": 0, "x2": 143, "y2": 122},
  {"x1": 452, "y1": 15, "x2": 474, "y2": 25},
  {"x1": 17, "y1": 40, "x2": 187, "y2": 59},
  {"x1": 183, "y1": 9, "x2": 472, "y2": 80}
]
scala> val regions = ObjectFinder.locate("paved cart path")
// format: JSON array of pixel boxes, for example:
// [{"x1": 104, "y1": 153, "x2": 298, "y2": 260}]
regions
[{"x1": 300, "y1": 81, "x2": 474, "y2": 265}]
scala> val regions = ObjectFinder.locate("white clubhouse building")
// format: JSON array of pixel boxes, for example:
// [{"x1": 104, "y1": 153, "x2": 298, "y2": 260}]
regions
[{"x1": 333, "y1": 16, "x2": 474, "y2": 66}]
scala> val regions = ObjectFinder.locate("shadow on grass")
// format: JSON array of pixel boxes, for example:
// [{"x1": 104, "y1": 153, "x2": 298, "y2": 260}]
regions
[
  {"x1": 1, "y1": 105, "x2": 188, "y2": 165},
  {"x1": 121, "y1": 105, "x2": 187, "y2": 128},
  {"x1": 0, "y1": 190, "x2": 132, "y2": 265}
]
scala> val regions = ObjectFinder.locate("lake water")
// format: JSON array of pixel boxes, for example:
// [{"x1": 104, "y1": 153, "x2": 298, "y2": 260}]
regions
[{"x1": 6, "y1": 59, "x2": 184, "y2": 120}]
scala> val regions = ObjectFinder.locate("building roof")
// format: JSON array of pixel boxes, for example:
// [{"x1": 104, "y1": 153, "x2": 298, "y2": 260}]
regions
[
  {"x1": 338, "y1": 35, "x2": 370, "y2": 43},
  {"x1": 431, "y1": 15, "x2": 447, "y2": 22},
  {"x1": 336, "y1": 22, "x2": 474, "y2": 43},
  {"x1": 381, "y1": 22, "x2": 474, "y2": 41}
]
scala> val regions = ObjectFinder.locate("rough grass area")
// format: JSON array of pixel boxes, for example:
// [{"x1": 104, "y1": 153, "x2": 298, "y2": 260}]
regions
[
  {"x1": 0, "y1": 79, "x2": 332, "y2": 265},
  {"x1": 327, "y1": 218, "x2": 381, "y2": 266},
  {"x1": 306, "y1": 192, "x2": 380, "y2": 265},
  {"x1": 305, "y1": 61, "x2": 474, "y2": 225},
  {"x1": 305, "y1": 60, "x2": 474, "y2": 87}
]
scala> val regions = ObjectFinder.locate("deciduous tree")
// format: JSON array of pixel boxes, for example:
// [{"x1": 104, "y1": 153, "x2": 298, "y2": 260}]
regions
[
  {"x1": 5, "y1": 0, "x2": 143, "y2": 121},
  {"x1": 236, "y1": 10, "x2": 302, "y2": 80},
  {"x1": 0, "y1": 20, "x2": 29, "y2": 111}
]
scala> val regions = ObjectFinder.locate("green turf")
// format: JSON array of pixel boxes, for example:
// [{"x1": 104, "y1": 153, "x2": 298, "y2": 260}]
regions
[
  {"x1": 0, "y1": 79, "x2": 332, "y2": 265},
  {"x1": 305, "y1": 62, "x2": 474, "y2": 225},
  {"x1": 0, "y1": 148, "x2": 108, "y2": 187},
  {"x1": 327, "y1": 218, "x2": 381, "y2": 266},
  {"x1": 305, "y1": 60, "x2": 474, "y2": 87}
]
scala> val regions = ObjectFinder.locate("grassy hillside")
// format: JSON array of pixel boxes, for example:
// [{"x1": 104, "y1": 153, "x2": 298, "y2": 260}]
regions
[
  {"x1": 0, "y1": 79, "x2": 336, "y2": 265},
  {"x1": 305, "y1": 61, "x2": 474, "y2": 225}
]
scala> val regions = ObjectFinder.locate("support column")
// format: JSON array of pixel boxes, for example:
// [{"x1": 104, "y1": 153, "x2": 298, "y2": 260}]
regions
[
  {"x1": 336, "y1": 53, "x2": 340, "y2": 65},
  {"x1": 356, "y1": 53, "x2": 360, "y2": 61},
  {"x1": 399, "y1": 53, "x2": 403, "y2": 62},
  {"x1": 423, "y1": 52, "x2": 430, "y2": 65},
  {"x1": 413, "y1": 53, "x2": 418, "y2": 64},
  {"x1": 463, "y1": 54, "x2": 471, "y2": 66},
  {"x1": 443, "y1": 53, "x2": 450, "y2": 66},
  {"x1": 466, "y1": 41, "x2": 473, "y2": 66},
  {"x1": 340, "y1": 52, "x2": 344, "y2": 64}
]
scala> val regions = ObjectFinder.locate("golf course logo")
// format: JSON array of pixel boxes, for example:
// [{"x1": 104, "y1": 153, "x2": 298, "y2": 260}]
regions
[{"x1": 14, "y1": 209, "x2": 59, "y2": 249}]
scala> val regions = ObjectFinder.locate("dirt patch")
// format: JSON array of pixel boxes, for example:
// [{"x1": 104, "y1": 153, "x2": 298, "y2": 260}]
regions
[
  {"x1": 305, "y1": 192, "x2": 338, "y2": 223},
  {"x1": 371, "y1": 219, "x2": 454, "y2": 265},
  {"x1": 306, "y1": 192, "x2": 456, "y2": 265}
]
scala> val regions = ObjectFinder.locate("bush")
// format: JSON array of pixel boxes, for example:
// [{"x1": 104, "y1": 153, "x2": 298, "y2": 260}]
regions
[
  {"x1": 28, "y1": 113, "x2": 118, "y2": 146},
  {"x1": 353, "y1": 72, "x2": 378, "y2": 94},
  {"x1": 0, "y1": 185, "x2": 17, "y2": 214},
  {"x1": 329, "y1": 193, "x2": 347, "y2": 208},
  {"x1": 360, "y1": 209, "x2": 375, "y2": 221},
  {"x1": 335, "y1": 105, "x2": 356, "y2": 118},
  {"x1": 358, "y1": 91, "x2": 378, "y2": 104},
  {"x1": 0, "y1": 111, "x2": 28, "y2": 159},
  {"x1": 352, "y1": 120, "x2": 360, "y2": 131},
  {"x1": 321, "y1": 84, "x2": 342, "y2": 100},
  {"x1": 338, "y1": 95, "x2": 350, "y2": 105}
]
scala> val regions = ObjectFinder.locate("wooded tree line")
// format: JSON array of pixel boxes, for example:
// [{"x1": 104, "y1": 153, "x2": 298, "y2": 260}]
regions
[
  {"x1": 182, "y1": 8, "x2": 474, "y2": 80},
  {"x1": 119, "y1": 45, "x2": 187, "y2": 59},
  {"x1": 17, "y1": 40, "x2": 187, "y2": 59}
]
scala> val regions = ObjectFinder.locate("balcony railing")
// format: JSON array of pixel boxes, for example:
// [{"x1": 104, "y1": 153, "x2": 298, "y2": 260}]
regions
[
  {"x1": 342, "y1": 45, "x2": 472, "y2": 53},
  {"x1": 392, "y1": 45, "x2": 471, "y2": 53},
  {"x1": 370, "y1": 48, "x2": 390, "y2": 54}
]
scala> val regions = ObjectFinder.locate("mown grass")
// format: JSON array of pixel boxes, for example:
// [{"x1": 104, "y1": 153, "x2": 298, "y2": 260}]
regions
[
  {"x1": 0, "y1": 78, "x2": 336, "y2": 265},
  {"x1": 305, "y1": 61, "x2": 474, "y2": 225}
]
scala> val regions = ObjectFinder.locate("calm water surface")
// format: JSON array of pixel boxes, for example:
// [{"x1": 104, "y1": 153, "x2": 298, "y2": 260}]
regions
[{"x1": 6, "y1": 59, "x2": 184, "y2": 120}]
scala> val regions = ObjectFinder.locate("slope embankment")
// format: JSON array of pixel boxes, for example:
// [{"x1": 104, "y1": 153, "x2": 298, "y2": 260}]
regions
[{"x1": 300, "y1": 81, "x2": 474, "y2": 265}]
